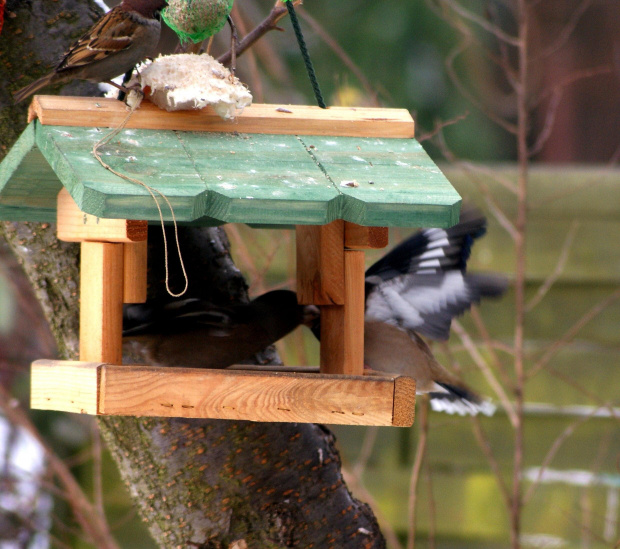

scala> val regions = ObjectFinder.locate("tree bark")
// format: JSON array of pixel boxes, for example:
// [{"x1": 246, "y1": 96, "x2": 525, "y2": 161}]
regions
[{"x1": 1, "y1": 2, "x2": 385, "y2": 547}]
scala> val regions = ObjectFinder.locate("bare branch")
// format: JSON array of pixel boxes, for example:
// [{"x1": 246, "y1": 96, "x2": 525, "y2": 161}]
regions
[
  {"x1": 352, "y1": 426, "x2": 379, "y2": 479},
  {"x1": 523, "y1": 407, "x2": 601, "y2": 505},
  {"x1": 416, "y1": 111, "x2": 470, "y2": 143},
  {"x1": 533, "y1": 65, "x2": 614, "y2": 108},
  {"x1": 526, "y1": 221, "x2": 579, "y2": 311},
  {"x1": 444, "y1": 32, "x2": 519, "y2": 134},
  {"x1": 341, "y1": 469, "x2": 404, "y2": 549},
  {"x1": 528, "y1": 288, "x2": 620, "y2": 379},
  {"x1": 469, "y1": 306, "x2": 514, "y2": 388},
  {"x1": 471, "y1": 418, "x2": 512, "y2": 508},
  {"x1": 217, "y1": 2, "x2": 293, "y2": 66},
  {"x1": 296, "y1": 6, "x2": 381, "y2": 106},
  {"x1": 528, "y1": 88, "x2": 563, "y2": 157},
  {"x1": 406, "y1": 397, "x2": 429, "y2": 549},
  {"x1": 536, "y1": 0, "x2": 594, "y2": 60},
  {"x1": 0, "y1": 385, "x2": 119, "y2": 549},
  {"x1": 452, "y1": 320, "x2": 518, "y2": 427},
  {"x1": 433, "y1": 0, "x2": 521, "y2": 46}
]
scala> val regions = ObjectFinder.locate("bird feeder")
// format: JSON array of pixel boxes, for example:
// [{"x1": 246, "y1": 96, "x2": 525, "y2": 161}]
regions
[{"x1": 0, "y1": 95, "x2": 462, "y2": 426}]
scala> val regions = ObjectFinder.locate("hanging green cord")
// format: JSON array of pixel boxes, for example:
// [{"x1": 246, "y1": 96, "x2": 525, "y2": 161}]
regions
[{"x1": 284, "y1": 1, "x2": 326, "y2": 109}]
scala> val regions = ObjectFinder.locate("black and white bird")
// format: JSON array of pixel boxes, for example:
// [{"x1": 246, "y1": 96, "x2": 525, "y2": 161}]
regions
[{"x1": 360, "y1": 205, "x2": 507, "y2": 415}]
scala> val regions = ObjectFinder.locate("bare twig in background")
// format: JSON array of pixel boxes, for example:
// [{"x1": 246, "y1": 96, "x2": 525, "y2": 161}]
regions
[
  {"x1": 342, "y1": 468, "x2": 404, "y2": 549},
  {"x1": 526, "y1": 221, "x2": 579, "y2": 311},
  {"x1": 295, "y1": 6, "x2": 381, "y2": 106},
  {"x1": 452, "y1": 320, "x2": 517, "y2": 426},
  {"x1": 217, "y1": 2, "x2": 294, "y2": 66},
  {"x1": 528, "y1": 288, "x2": 620, "y2": 379},
  {"x1": 537, "y1": 0, "x2": 593, "y2": 60},
  {"x1": 428, "y1": 0, "x2": 520, "y2": 46},
  {"x1": 407, "y1": 397, "x2": 429, "y2": 549},
  {"x1": 416, "y1": 111, "x2": 469, "y2": 143},
  {"x1": 471, "y1": 417, "x2": 512, "y2": 509},
  {"x1": 469, "y1": 307, "x2": 514, "y2": 387},
  {"x1": 523, "y1": 407, "x2": 600, "y2": 505},
  {"x1": 424, "y1": 461, "x2": 437, "y2": 549},
  {"x1": 92, "y1": 422, "x2": 105, "y2": 520},
  {"x1": 353, "y1": 426, "x2": 379, "y2": 479},
  {"x1": 0, "y1": 385, "x2": 119, "y2": 549},
  {"x1": 230, "y1": 3, "x2": 264, "y2": 102}
]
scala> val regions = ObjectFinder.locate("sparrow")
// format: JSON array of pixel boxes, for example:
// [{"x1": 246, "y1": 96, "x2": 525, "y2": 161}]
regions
[
  {"x1": 360, "y1": 205, "x2": 508, "y2": 415},
  {"x1": 123, "y1": 290, "x2": 320, "y2": 368},
  {"x1": 12, "y1": 0, "x2": 168, "y2": 104}
]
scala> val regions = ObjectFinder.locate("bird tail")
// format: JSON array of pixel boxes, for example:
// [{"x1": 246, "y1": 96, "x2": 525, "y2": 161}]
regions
[
  {"x1": 13, "y1": 74, "x2": 55, "y2": 104},
  {"x1": 430, "y1": 382, "x2": 496, "y2": 416}
]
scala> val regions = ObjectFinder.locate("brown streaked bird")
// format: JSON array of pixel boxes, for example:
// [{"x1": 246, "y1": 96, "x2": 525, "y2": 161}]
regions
[
  {"x1": 123, "y1": 290, "x2": 319, "y2": 369},
  {"x1": 12, "y1": 0, "x2": 167, "y2": 104}
]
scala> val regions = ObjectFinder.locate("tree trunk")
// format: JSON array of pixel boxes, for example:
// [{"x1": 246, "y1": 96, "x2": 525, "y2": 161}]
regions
[{"x1": 0, "y1": 2, "x2": 385, "y2": 547}]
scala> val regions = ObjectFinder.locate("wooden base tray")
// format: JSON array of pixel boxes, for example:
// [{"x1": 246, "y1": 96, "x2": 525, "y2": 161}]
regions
[{"x1": 31, "y1": 360, "x2": 416, "y2": 427}]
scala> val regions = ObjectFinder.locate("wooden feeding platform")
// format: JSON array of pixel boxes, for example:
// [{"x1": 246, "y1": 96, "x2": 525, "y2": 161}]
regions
[{"x1": 0, "y1": 95, "x2": 462, "y2": 426}]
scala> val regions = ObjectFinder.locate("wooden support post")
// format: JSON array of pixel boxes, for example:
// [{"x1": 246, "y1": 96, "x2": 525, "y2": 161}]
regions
[
  {"x1": 296, "y1": 221, "x2": 367, "y2": 376},
  {"x1": 123, "y1": 240, "x2": 148, "y2": 304},
  {"x1": 80, "y1": 242, "x2": 124, "y2": 363},
  {"x1": 344, "y1": 250, "x2": 365, "y2": 374},
  {"x1": 345, "y1": 223, "x2": 389, "y2": 250},
  {"x1": 296, "y1": 220, "x2": 345, "y2": 305},
  {"x1": 56, "y1": 188, "x2": 148, "y2": 362}
]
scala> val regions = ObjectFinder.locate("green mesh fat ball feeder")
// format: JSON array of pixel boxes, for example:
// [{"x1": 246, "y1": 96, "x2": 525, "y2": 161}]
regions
[{"x1": 162, "y1": 0, "x2": 234, "y2": 43}]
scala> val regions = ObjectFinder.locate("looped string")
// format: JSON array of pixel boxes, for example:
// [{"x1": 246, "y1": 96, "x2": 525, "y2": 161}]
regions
[
  {"x1": 91, "y1": 94, "x2": 189, "y2": 297},
  {"x1": 285, "y1": 1, "x2": 326, "y2": 109}
]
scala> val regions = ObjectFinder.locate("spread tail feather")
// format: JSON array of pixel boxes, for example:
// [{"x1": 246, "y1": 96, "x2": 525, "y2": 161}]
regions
[
  {"x1": 430, "y1": 382, "x2": 496, "y2": 416},
  {"x1": 13, "y1": 74, "x2": 55, "y2": 104}
]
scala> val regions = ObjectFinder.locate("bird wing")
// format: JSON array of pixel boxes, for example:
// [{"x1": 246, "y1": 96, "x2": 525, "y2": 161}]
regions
[
  {"x1": 365, "y1": 271, "x2": 507, "y2": 340},
  {"x1": 57, "y1": 7, "x2": 135, "y2": 70},
  {"x1": 365, "y1": 205, "x2": 507, "y2": 340},
  {"x1": 365, "y1": 204, "x2": 488, "y2": 285}
]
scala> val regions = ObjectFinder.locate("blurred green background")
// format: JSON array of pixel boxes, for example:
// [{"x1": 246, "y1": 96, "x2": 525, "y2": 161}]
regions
[{"x1": 1, "y1": 0, "x2": 619, "y2": 547}]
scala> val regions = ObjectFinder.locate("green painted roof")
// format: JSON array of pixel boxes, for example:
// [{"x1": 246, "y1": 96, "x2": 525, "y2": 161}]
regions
[{"x1": 0, "y1": 121, "x2": 461, "y2": 227}]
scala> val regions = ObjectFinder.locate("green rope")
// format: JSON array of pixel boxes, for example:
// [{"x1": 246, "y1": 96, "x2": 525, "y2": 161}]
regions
[{"x1": 285, "y1": 1, "x2": 326, "y2": 109}]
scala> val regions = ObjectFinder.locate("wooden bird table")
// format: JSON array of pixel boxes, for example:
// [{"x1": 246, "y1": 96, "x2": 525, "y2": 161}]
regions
[{"x1": 0, "y1": 95, "x2": 462, "y2": 426}]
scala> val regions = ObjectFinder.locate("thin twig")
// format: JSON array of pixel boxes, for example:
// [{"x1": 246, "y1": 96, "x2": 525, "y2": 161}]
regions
[
  {"x1": 528, "y1": 288, "x2": 620, "y2": 379},
  {"x1": 452, "y1": 320, "x2": 517, "y2": 427},
  {"x1": 218, "y1": 2, "x2": 296, "y2": 66},
  {"x1": 526, "y1": 221, "x2": 579, "y2": 311},
  {"x1": 469, "y1": 306, "x2": 514, "y2": 388},
  {"x1": 416, "y1": 111, "x2": 470, "y2": 143},
  {"x1": 341, "y1": 468, "x2": 404, "y2": 549},
  {"x1": 536, "y1": 0, "x2": 594, "y2": 60},
  {"x1": 407, "y1": 397, "x2": 429, "y2": 549},
  {"x1": 436, "y1": 0, "x2": 521, "y2": 46},
  {"x1": 295, "y1": 6, "x2": 381, "y2": 106},
  {"x1": 522, "y1": 407, "x2": 601, "y2": 505},
  {"x1": 0, "y1": 386, "x2": 120, "y2": 549},
  {"x1": 471, "y1": 417, "x2": 512, "y2": 508}
]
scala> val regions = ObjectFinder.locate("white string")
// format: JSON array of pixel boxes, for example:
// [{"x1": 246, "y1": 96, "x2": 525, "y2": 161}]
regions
[{"x1": 91, "y1": 94, "x2": 188, "y2": 297}]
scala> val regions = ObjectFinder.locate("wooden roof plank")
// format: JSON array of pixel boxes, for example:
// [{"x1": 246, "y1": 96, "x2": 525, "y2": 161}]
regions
[{"x1": 29, "y1": 96, "x2": 415, "y2": 138}]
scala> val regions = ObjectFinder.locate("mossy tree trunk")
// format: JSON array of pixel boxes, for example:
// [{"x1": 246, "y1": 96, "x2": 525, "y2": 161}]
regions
[{"x1": 0, "y1": 2, "x2": 385, "y2": 547}]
